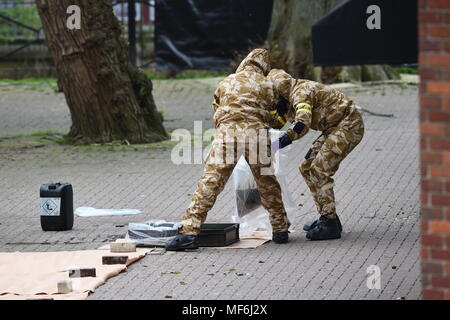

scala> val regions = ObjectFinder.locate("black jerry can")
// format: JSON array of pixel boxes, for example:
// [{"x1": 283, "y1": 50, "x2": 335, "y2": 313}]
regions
[{"x1": 40, "y1": 183, "x2": 73, "y2": 231}]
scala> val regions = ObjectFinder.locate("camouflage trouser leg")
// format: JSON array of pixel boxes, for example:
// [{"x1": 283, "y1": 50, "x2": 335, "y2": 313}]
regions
[
  {"x1": 300, "y1": 111, "x2": 365, "y2": 218},
  {"x1": 180, "y1": 160, "x2": 234, "y2": 235},
  {"x1": 180, "y1": 128, "x2": 290, "y2": 235}
]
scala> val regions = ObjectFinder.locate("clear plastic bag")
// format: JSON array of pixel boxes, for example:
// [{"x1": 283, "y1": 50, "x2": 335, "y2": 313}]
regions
[
  {"x1": 231, "y1": 130, "x2": 296, "y2": 238},
  {"x1": 125, "y1": 220, "x2": 180, "y2": 246}
]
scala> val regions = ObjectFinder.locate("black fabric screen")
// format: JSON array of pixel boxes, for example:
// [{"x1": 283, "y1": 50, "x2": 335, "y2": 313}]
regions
[
  {"x1": 155, "y1": 0, "x2": 273, "y2": 71},
  {"x1": 312, "y1": 0, "x2": 418, "y2": 66}
]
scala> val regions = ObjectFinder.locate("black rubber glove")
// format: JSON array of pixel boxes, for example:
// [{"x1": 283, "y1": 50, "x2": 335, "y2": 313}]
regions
[
  {"x1": 275, "y1": 96, "x2": 289, "y2": 117},
  {"x1": 272, "y1": 132, "x2": 292, "y2": 153},
  {"x1": 279, "y1": 132, "x2": 293, "y2": 149}
]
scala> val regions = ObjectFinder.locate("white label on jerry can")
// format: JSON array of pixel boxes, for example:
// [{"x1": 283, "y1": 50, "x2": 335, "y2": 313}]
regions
[{"x1": 40, "y1": 198, "x2": 61, "y2": 216}]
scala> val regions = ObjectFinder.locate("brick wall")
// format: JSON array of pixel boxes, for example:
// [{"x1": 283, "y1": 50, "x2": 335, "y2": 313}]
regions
[{"x1": 419, "y1": 0, "x2": 450, "y2": 300}]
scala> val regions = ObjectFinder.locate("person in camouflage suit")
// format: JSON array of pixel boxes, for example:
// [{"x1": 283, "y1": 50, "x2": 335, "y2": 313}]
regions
[
  {"x1": 268, "y1": 69, "x2": 364, "y2": 240},
  {"x1": 166, "y1": 49, "x2": 291, "y2": 251}
]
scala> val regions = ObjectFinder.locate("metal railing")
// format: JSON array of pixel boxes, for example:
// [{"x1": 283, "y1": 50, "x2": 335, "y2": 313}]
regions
[
  {"x1": 0, "y1": 0, "x2": 155, "y2": 66},
  {"x1": 0, "y1": 1, "x2": 43, "y2": 60}
]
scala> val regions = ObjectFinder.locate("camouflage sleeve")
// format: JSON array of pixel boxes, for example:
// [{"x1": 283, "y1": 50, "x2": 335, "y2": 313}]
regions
[
  {"x1": 286, "y1": 90, "x2": 314, "y2": 141},
  {"x1": 268, "y1": 110, "x2": 288, "y2": 130}
]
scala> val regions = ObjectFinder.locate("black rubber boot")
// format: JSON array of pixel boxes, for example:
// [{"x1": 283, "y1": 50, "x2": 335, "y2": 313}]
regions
[
  {"x1": 165, "y1": 234, "x2": 199, "y2": 251},
  {"x1": 306, "y1": 216, "x2": 341, "y2": 240},
  {"x1": 303, "y1": 214, "x2": 342, "y2": 232},
  {"x1": 272, "y1": 231, "x2": 289, "y2": 244}
]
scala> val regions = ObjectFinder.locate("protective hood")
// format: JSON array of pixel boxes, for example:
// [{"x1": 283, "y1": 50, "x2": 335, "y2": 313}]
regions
[
  {"x1": 236, "y1": 48, "x2": 271, "y2": 76},
  {"x1": 267, "y1": 69, "x2": 296, "y2": 100}
]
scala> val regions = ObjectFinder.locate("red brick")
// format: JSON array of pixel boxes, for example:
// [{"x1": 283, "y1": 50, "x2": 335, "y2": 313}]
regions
[
  {"x1": 420, "y1": 24, "x2": 428, "y2": 39},
  {"x1": 421, "y1": 123, "x2": 444, "y2": 136},
  {"x1": 428, "y1": 26, "x2": 450, "y2": 39},
  {"x1": 420, "y1": 39, "x2": 442, "y2": 52},
  {"x1": 430, "y1": 138, "x2": 450, "y2": 150},
  {"x1": 422, "y1": 207, "x2": 444, "y2": 220},
  {"x1": 423, "y1": 289, "x2": 444, "y2": 300},
  {"x1": 445, "y1": 263, "x2": 450, "y2": 276},
  {"x1": 444, "y1": 126, "x2": 450, "y2": 136},
  {"x1": 420, "y1": 220, "x2": 429, "y2": 233},
  {"x1": 430, "y1": 166, "x2": 450, "y2": 178},
  {"x1": 421, "y1": 163, "x2": 428, "y2": 176},
  {"x1": 429, "y1": 111, "x2": 450, "y2": 122},
  {"x1": 422, "y1": 192, "x2": 430, "y2": 205},
  {"x1": 431, "y1": 249, "x2": 450, "y2": 260},
  {"x1": 422, "y1": 247, "x2": 430, "y2": 259},
  {"x1": 445, "y1": 290, "x2": 450, "y2": 300},
  {"x1": 422, "y1": 221, "x2": 430, "y2": 233},
  {"x1": 446, "y1": 181, "x2": 450, "y2": 192},
  {"x1": 420, "y1": 82, "x2": 429, "y2": 95},
  {"x1": 420, "y1": 53, "x2": 427, "y2": 65},
  {"x1": 421, "y1": 95, "x2": 442, "y2": 109},
  {"x1": 420, "y1": 110, "x2": 429, "y2": 122},
  {"x1": 431, "y1": 276, "x2": 450, "y2": 288},
  {"x1": 422, "y1": 234, "x2": 444, "y2": 247},
  {"x1": 423, "y1": 273, "x2": 432, "y2": 287},
  {"x1": 428, "y1": 54, "x2": 450, "y2": 67},
  {"x1": 444, "y1": 152, "x2": 450, "y2": 165},
  {"x1": 443, "y1": 41, "x2": 450, "y2": 52},
  {"x1": 421, "y1": 66, "x2": 450, "y2": 82},
  {"x1": 422, "y1": 151, "x2": 442, "y2": 164},
  {"x1": 420, "y1": 11, "x2": 450, "y2": 23},
  {"x1": 443, "y1": 97, "x2": 450, "y2": 110},
  {"x1": 429, "y1": 0, "x2": 450, "y2": 9},
  {"x1": 422, "y1": 261, "x2": 444, "y2": 274},
  {"x1": 421, "y1": 67, "x2": 435, "y2": 81},
  {"x1": 422, "y1": 179, "x2": 442, "y2": 191},
  {"x1": 428, "y1": 82, "x2": 450, "y2": 94},
  {"x1": 431, "y1": 221, "x2": 450, "y2": 234},
  {"x1": 432, "y1": 194, "x2": 450, "y2": 206}
]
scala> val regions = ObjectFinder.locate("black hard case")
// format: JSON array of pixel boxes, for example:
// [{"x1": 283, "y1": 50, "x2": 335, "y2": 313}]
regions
[{"x1": 198, "y1": 223, "x2": 240, "y2": 247}]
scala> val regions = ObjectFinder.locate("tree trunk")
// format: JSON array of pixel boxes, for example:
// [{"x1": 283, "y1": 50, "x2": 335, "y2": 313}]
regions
[
  {"x1": 35, "y1": 0, "x2": 168, "y2": 144},
  {"x1": 266, "y1": 0, "x2": 399, "y2": 83}
]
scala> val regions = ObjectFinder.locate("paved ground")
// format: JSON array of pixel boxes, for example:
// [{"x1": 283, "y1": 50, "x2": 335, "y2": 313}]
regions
[{"x1": 0, "y1": 79, "x2": 421, "y2": 300}]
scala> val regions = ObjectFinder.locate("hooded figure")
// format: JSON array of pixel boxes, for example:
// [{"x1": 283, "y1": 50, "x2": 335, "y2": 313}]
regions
[
  {"x1": 212, "y1": 48, "x2": 274, "y2": 129},
  {"x1": 166, "y1": 49, "x2": 291, "y2": 251},
  {"x1": 268, "y1": 69, "x2": 365, "y2": 241}
]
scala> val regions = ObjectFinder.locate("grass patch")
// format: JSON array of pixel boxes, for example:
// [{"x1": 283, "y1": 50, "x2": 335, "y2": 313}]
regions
[
  {"x1": 0, "y1": 77, "x2": 58, "y2": 92},
  {"x1": 393, "y1": 65, "x2": 418, "y2": 75},
  {"x1": 398, "y1": 83, "x2": 407, "y2": 90},
  {"x1": 30, "y1": 130, "x2": 59, "y2": 137},
  {"x1": 0, "y1": 129, "x2": 209, "y2": 156},
  {"x1": 0, "y1": 77, "x2": 57, "y2": 84},
  {"x1": 0, "y1": 130, "x2": 66, "y2": 150}
]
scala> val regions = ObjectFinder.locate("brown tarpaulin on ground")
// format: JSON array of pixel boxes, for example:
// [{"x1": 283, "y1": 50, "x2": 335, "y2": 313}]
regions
[{"x1": 0, "y1": 247, "x2": 152, "y2": 300}]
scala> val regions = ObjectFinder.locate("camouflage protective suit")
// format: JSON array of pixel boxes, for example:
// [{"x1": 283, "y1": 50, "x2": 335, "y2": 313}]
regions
[
  {"x1": 268, "y1": 69, "x2": 365, "y2": 219},
  {"x1": 180, "y1": 50, "x2": 290, "y2": 235}
]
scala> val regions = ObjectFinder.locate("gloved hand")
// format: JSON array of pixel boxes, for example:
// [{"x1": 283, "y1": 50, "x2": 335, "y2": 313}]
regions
[
  {"x1": 275, "y1": 96, "x2": 289, "y2": 117},
  {"x1": 272, "y1": 132, "x2": 292, "y2": 153}
]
